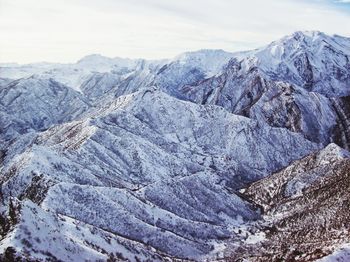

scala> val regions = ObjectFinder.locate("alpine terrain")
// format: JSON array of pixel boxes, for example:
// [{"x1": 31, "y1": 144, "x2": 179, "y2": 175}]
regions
[{"x1": 0, "y1": 31, "x2": 350, "y2": 261}]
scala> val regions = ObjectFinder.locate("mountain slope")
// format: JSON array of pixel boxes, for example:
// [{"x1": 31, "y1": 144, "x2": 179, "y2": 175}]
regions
[
  {"x1": 0, "y1": 89, "x2": 319, "y2": 260},
  {"x1": 0, "y1": 76, "x2": 90, "y2": 153},
  {"x1": 180, "y1": 31, "x2": 350, "y2": 148},
  {"x1": 230, "y1": 144, "x2": 350, "y2": 261},
  {"x1": 253, "y1": 31, "x2": 350, "y2": 96},
  {"x1": 2, "y1": 32, "x2": 349, "y2": 150}
]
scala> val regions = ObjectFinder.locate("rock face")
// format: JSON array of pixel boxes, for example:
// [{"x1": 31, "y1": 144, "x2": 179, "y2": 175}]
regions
[
  {"x1": 330, "y1": 96, "x2": 350, "y2": 151},
  {"x1": 0, "y1": 31, "x2": 350, "y2": 261}
]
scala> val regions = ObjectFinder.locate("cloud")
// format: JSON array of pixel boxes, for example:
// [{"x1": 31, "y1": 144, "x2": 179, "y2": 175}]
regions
[{"x1": 0, "y1": 0, "x2": 350, "y2": 63}]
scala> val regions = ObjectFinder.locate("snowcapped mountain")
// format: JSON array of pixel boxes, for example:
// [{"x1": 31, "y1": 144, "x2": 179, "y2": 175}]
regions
[
  {"x1": 180, "y1": 31, "x2": 350, "y2": 148},
  {"x1": 1, "y1": 31, "x2": 350, "y2": 261},
  {"x1": 0, "y1": 54, "x2": 153, "y2": 93},
  {"x1": 0, "y1": 48, "x2": 235, "y2": 148},
  {"x1": 253, "y1": 31, "x2": 350, "y2": 96}
]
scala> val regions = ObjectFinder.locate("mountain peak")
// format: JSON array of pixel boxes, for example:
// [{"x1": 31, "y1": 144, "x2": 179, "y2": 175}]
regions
[
  {"x1": 77, "y1": 54, "x2": 115, "y2": 64},
  {"x1": 291, "y1": 30, "x2": 325, "y2": 39}
]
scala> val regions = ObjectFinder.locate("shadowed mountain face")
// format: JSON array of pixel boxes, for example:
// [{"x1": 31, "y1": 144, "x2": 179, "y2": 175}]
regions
[
  {"x1": 331, "y1": 96, "x2": 350, "y2": 151},
  {"x1": 0, "y1": 31, "x2": 350, "y2": 261},
  {"x1": 230, "y1": 144, "x2": 350, "y2": 262}
]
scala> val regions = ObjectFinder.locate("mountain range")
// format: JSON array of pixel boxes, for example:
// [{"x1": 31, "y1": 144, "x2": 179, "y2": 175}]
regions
[{"x1": 0, "y1": 31, "x2": 350, "y2": 261}]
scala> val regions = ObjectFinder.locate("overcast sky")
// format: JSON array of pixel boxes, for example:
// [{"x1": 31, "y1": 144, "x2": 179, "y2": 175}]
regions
[{"x1": 0, "y1": 0, "x2": 350, "y2": 63}]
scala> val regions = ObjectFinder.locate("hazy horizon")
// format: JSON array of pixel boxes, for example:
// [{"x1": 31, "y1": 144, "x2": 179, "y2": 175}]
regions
[
  {"x1": 1, "y1": 0, "x2": 350, "y2": 64},
  {"x1": 0, "y1": 30, "x2": 348, "y2": 66}
]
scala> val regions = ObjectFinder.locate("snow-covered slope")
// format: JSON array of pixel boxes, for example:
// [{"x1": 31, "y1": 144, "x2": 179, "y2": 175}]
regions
[
  {"x1": 0, "y1": 49, "x2": 235, "y2": 151},
  {"x1": 0, "y1": 76, "x2": 90, "y2": 152},
  {"x1": 318, "y1": 244, "x2": 350, "y2": 262},
  {"x1": 0, "y1": 89, "x2": 319, "y2": 260},
  {"x1": 153, "y1": 49, "x2": 235, "y2": 96},
  {"x1": 0, "y1": 199, "x2": 168, "y2": 261},
  {"x1": 253, "y1": 31, "x2": 350, "y2": 96}
]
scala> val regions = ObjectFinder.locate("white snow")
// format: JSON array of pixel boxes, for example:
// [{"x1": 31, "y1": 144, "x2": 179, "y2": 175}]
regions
[{"x1": 318, "y1": 244, "x2": 350, "y2": 262}]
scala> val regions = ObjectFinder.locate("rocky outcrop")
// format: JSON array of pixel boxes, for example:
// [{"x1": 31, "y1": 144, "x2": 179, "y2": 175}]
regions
[{"x1": 331, "y1": 96, "x2": 350, "y2": 150}]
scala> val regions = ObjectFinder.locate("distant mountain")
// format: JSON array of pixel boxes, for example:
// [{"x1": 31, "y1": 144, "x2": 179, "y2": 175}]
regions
[{"x1": 1, "y1": 31, "x2": 350, "y2": 261}]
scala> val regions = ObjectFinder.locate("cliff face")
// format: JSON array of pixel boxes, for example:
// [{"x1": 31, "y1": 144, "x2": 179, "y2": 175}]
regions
[{"x1": 331, "y1": 96, "x2": 350, "y2": 151}]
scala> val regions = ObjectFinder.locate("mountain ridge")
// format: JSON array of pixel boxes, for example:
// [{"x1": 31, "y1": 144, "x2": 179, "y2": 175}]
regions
[{"x1": 1, "y1": 31, "x2": 350, "y2": 261}]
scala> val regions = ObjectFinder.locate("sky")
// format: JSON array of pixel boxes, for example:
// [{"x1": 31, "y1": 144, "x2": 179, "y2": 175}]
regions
[{"x1": 0, "y1": 0, "x2": 350, "y2": 64}]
